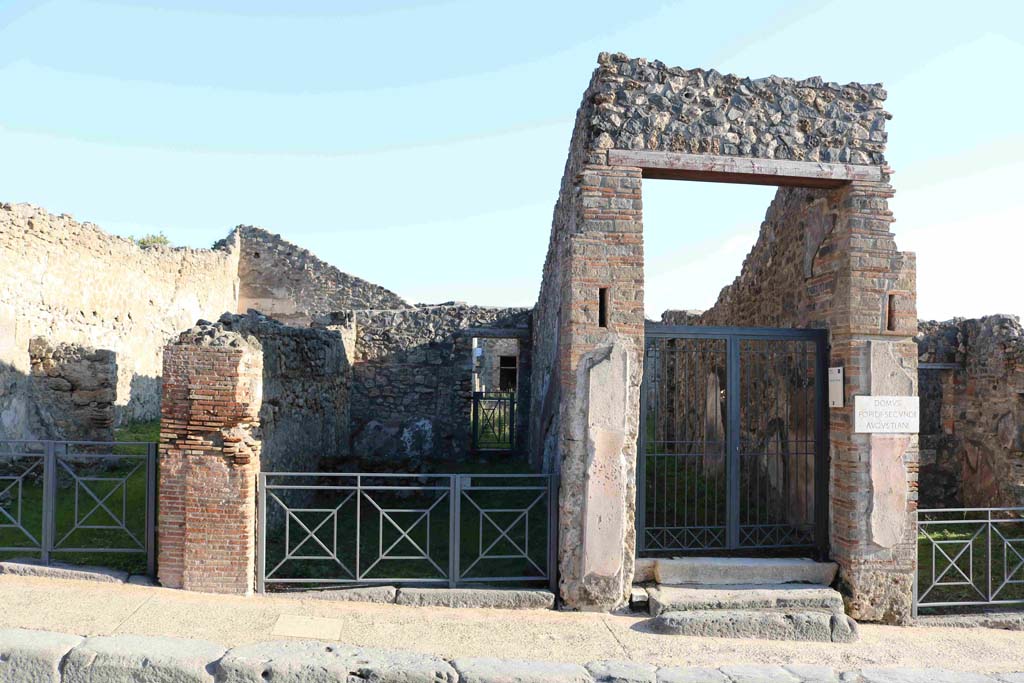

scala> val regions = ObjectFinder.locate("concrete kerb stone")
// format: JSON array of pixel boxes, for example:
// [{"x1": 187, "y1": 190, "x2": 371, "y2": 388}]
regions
[
  {"x1": 62, "y1": 634, "x2": 224, "y2": 683},
  {"x1": 2, "y1": 628, "x2": 1024, "y2": 683},
  {"x1": 0, "y1": 629, "x2": 82, "y2": 683}
]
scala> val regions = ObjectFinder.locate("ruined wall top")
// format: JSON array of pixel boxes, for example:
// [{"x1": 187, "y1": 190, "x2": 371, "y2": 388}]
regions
[
  {"x1": 584, "y1": 52, "x2": 889, "y2": 165},
  {"x1": 227, "y1": 226, "x2": 411, "y2": 326}
]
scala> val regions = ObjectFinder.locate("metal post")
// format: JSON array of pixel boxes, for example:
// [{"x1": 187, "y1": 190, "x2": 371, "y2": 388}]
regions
[
  {"x1": 911, "y1": 508, "x2": 919, "y2": 619},
  {"x1": 471, "y1": 393, "x2": 480, "y2": 451},
  {"x1": 547, "y1": 473, "x2": 559, "y2": 595},
  {"x1": 146, "y1": 442, "x2": 158, "y2": 578},
  {"x1": 41, "y1": 441, "x2": 56, "y2": 564},
  {"x1": 986, "y1": 508, "x2": 992, "y2": 603},
  {"x1": 814, "y1": 334, "x2": 830, "y2": 560},
  {"x1": 256, "y1": 473, "x2": 266, "y2": 594},
  {"x1": 726, "y1": 337, "x2": 741, "y2": 549},
  {"x1": 636, "y1": 342, "x2": 649, "y2": 556},
  {"x1": 449, "y1": 475, "x2": 460, "y2": 587}
]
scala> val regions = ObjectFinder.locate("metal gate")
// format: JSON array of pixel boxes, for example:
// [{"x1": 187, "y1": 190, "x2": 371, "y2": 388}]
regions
[
  {"x1": 637, "y1": 325, "x2": 828, "y2": 556},
  {"x1": 0, "y1": 440, "x2": 157, "y2": 575},
  {"x1": 471, "y1": 392, "x2": 516, "y2": 452}
]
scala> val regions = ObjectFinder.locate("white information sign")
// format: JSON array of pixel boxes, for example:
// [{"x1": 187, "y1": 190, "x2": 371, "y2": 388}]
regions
[
  {"x1": 854, "y1": 396, "x2": 919, "y2": 434},
  {"x1": 828, "y1": 367, "x2": 844, "y2": 408}
]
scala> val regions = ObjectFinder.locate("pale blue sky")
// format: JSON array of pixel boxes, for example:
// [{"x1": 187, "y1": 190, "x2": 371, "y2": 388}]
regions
[{"x1": 2, "y1": 0, "x2": 1021, "y2": 320}]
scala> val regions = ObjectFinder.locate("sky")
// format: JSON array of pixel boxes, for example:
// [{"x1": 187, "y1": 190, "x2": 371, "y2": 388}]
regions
[{"x1": 1, "y1": 0, "x2": 1021, "y2": 321}]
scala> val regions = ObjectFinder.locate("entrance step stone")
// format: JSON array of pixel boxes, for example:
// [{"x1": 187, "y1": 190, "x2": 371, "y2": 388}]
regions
[
  {"x1": 647, "y1": 584, "x2": 844, "y2": 616},
  {"x1": 651, "y1": 608, "x2": 859, "y2": 643},
  {"x1": 653, "y1": 557, "x2": 837, "y2": 587}
]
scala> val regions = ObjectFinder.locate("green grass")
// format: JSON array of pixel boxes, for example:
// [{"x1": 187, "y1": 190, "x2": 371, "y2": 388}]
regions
[
  {"x1": 0, "y1": 423, "x2": 154, "y2": 574},
  {"x1": 916, "y1": 521, "x2": 1024, "y2": 611}
]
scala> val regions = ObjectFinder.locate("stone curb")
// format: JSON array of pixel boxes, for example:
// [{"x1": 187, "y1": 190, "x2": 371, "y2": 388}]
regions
[
  {"x1": 2, "y1": 628, "x2": 1024, "y2": 683},
  {"x1": 0, "y1": 559, "x2": 153, "y2": 586}
]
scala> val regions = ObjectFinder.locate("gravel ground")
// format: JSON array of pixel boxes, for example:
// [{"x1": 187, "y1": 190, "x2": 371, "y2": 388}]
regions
[{"x1": 1, "y1": 574, "x2": 1023, "y2": 674}]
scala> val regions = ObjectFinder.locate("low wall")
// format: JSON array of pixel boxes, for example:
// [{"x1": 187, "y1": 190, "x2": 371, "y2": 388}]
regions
[{"x1": 917, "y1": 315, "x2": 1024, "y2": 508}]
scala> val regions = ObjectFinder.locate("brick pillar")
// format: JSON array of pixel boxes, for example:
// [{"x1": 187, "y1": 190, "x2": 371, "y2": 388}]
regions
[
  {"x1": 158, "y1": 333, "x2": 263, "y2": 594},
  {"x1": 827, "y1": 176, "x2": 919, "y2": 624},
  {"x1": 558, "y1": 161, "x2": 645, "y2": 610}
]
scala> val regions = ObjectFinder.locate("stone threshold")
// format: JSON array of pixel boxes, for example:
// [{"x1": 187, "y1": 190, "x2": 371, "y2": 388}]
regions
[{"x1": 1, "y1": 627, "x2": 1021, "y2": 683}]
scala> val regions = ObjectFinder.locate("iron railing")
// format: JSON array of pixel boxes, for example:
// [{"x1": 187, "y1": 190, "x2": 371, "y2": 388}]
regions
[
  {"x1": 914, "y1": 507, "x2": 1024, "y2": 615},
  {"x1": 258, "y1": 472, "x2": 556, "y2": 593},
  {"x1": 471, "y1": 392, "x2": 515, "y2": 451},
  {"x1": 0, "y1": 440, "x2": 157, "y2": 576}
]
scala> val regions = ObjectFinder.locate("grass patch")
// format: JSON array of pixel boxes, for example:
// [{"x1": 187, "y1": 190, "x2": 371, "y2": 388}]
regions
[{"x1": 0, "y1": 424, "x2": 155, "y2": 574}]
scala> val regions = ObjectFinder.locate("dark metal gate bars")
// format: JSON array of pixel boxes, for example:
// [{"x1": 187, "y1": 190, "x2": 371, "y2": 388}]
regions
[
  {"x1": 471, "y1": 392, "x2": 515, "y2": 452},
  {"x1": 0, "y1": 440, "x2": 157, "y2": 575},
  {"x1": 257, "y1": 472, "x2": 556, "y2": 592},
  {"x1": 638, "y1": 325, "x2": 828, "y2": 556}
]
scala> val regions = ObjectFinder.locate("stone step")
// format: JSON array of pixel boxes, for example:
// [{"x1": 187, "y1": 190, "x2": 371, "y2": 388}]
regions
[
  {"x1": 653, "y1": 557, "x2": 838, "y2": 586},
  {"x1": 651, "y1": 608, "x2": 859, "y2": 643},
  {"x1": 647, "y1": 583, "x2": 844, "y2": 616}
]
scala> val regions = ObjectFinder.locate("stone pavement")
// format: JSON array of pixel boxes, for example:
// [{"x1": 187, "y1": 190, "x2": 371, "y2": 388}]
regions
[
  {"x1": 2, "y1": 574, "x2": 1024, "y2": 678},
  {"x1": 3, "y1": 627, "x2": 1024, "y2": 683}
]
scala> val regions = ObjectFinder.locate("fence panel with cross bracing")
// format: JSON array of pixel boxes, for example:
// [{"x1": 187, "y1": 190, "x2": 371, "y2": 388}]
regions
[
  {"x1": 257, "y1": 472, "x2": 557, "y2": 592},
  {"x1": 0, "y1": 440, "x2": 157, "y2": 575},
  {"x1": 914, "y1": 507, "x2": 1024, "y2": 615}
]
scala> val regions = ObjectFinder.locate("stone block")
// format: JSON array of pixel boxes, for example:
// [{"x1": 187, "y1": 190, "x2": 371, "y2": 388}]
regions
[
  {"x1": 646, "y1": 584, "x2": 843, "y2": 616},
  {"x1": 278, "y1": 586, "x2": 397, "y2": 604},
  {"x1": 63, "y1": 634, "x2": 224, "y2": 683},
  {"x1": 453, "y1": 658, "x2": 592, "y2": 683},
  {"x1": 651, "y1": 608, "x2": 858, "y2": 643},
  {"x1": 653, "y1": 558, "x2": 838, "y2": 587},
  {"x1": 656, "y1": 667, "x2": 728, "y2": 683},
  {"x1": 586, "y1": 660, "x2": 656, "y2": 683},
  {"x1": 718, "y1": 666, "x2": 801, "y2": 683},
  {"x1": 0, "y1": 559, "x2": 128, "y2": 583},
  {"x1": 859, "y1": 669, "x2": 998, "y2": 683},
  {"x1": 216, "y1": 640, "x2": 457, "y2": 683},
  {"x1": 0, "y1": 628, "x2": 82, "y2": 683},
  {"x1": 783, "y1": 665, "x2": 838, "y2": 682},
  {"x1": 394, "y1": 587, "x2": 554, "y2": 610}
]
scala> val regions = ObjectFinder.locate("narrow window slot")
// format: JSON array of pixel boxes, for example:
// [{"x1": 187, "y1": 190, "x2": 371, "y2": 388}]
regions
[
  {"x1": 887, "y1": 293, "x2": 897, "y2": 331},
  {"x1": 598, "y1": 287, "x2": 609, "y2": 328}
]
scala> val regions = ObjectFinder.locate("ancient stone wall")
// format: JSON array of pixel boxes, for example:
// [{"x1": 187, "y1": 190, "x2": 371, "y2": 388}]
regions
[
  {"x1": 319, "y1": 305, "x2": 530, "y2": 465},
  {"x1": 585, "y1": 52, "x2": 888, "y2": 164},
  {"x1": 27, "y1": 339, "x2": 117, "y2": 442},
  {"x1": 917, "y1": 316, "x2": 1024, "y2": 508},
  {"x1": 229, "y1": 226, "x2": 410, "y2": 327},
  {"x1": 0, "y1": 203, "x2": 240, "y2": 439},
  {"x1": 211, "y1": 312, "x2": 351, "y2": 471}
]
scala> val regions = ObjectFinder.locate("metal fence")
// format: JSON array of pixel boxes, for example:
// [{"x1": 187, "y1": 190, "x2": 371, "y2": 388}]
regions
[
  {"x1": 0, "y1": 440, "x2": 157, "y2": 575},
  {"x1": 471, "y1": 392, "x2": 515, "y2": 452},
  {"x1": 914, "y1": 507, "x2": 1024, "y2": 615},
  {"x1": 258, "y1": 472, "x2": 556, "y2": 592}
]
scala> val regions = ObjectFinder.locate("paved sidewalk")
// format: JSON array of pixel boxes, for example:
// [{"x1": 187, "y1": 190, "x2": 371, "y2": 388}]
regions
[{"x1": 2, "y1": 574, "x2": 1024, "y2": 675}]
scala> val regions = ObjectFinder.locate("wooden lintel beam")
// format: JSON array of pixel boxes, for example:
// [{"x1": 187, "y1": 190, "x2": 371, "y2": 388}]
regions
[{"x1": 607, "y1": 150, "x2": 883, "y2": 188}]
